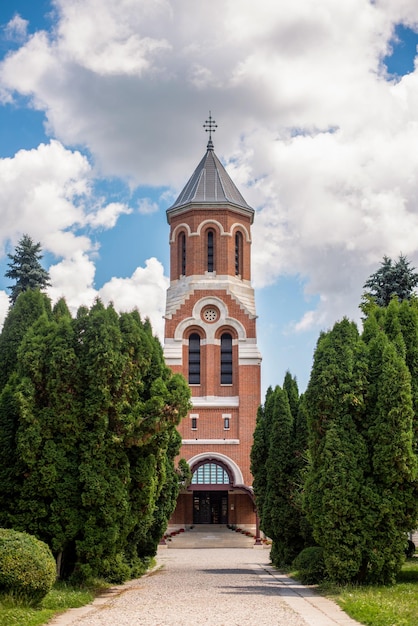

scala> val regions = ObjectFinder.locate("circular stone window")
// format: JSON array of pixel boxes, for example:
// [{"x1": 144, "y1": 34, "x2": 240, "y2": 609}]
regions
[{"x1": 202, "y1": 307, "x2": 219, "y2": 323}]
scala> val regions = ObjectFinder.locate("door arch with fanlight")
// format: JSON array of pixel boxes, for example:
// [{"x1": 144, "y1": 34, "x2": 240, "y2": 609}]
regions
[{"x1": 191, "y1": 460, "x2": 232, "y2": 524}]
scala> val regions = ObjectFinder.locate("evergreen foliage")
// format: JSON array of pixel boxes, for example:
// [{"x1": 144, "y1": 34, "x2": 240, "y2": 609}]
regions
[
  {"x1": 5, "y1": 235, "x2": 50, "y2": 305},
  {"x1": 0, "y1": 292, "x2": 190, "y2": 582},
  {"x1": 304, "y1": 315, "x2": 418, "y2": 584},
  {"x1": 251, "y1": 375, "x2": 310, "y2": 567},
  {"x1": 0, "y1": 529, "x2": 56, "y2": 606},
  {"x1": 363, "y1": 254, "x2": 418, "y2": 307},
  {"x1": 0, "y1": 290, "x2": 51, "y2": 390}
]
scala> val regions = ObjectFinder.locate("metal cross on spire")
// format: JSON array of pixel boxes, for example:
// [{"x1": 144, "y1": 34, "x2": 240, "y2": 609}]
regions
[{"x1": 203, "y1": 111, "x2": 217, "y2": 149}]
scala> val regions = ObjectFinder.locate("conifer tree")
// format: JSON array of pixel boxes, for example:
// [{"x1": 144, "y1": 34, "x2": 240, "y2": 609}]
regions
[
  {"x1": 263, "y1": 386, "x2": 301, "y2": 566},
  {"x1": 251, "y1": 387, "x2": 275, "y2": 531},
  {"x1": 305, "y1": 315, "x2": 418, "y2": 584},
  {"x1": 0, "y1": 289, "x2": 51, "y2": 390},
  {"x1": 363, "y1": 254, "x2": 418, "y2": 307},
  {"x1": 362, "y1": 315, "x2": 418, "y2": 583},
  {"x1": 5, "y1": 234, "x2": 50, "y2": 305},
  {"x1": 0, "y1": 296, "x2": 190, "y2": 582},
  {"x1": 304, "y1": 319, "x2": 370, "y2": 582},
  {"x1": 251, "y1": 378, "x2": 308, "y2": 566}
]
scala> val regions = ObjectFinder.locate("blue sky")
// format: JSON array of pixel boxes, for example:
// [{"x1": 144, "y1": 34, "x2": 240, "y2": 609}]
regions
[{"x1": 0, "y1": 1, "x2": 418, "y2": 396}]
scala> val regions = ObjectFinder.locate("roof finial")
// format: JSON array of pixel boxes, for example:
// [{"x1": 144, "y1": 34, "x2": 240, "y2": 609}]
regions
[{"x1": 203, "y1": 111, "x2": 217, "y2": 150}]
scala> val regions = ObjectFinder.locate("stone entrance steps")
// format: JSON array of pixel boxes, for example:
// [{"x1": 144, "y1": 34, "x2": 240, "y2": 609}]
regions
[{"x1": 165, "y1": 525, "x2": 256, "y2": 548}]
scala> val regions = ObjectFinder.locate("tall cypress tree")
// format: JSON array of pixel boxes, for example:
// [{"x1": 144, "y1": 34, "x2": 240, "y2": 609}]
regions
[
  {"x1": 263, "y1": 386, "x2": 301, "y2": 566},
  {"x1": 0, "y1": 289, "x2": 51, "y2": 390},
  {"x1": 362, "y1": 316, "x2": 418, "y2": 583},
  {"x1": 304, "y1": 319, "x2": 370, "y2": 582},
  {"x1": 0, "y1": 290, "x2": 52, "y2": 523},
  {"x1": 251, "y1": 386, "x2": 278, "y2": 536}
]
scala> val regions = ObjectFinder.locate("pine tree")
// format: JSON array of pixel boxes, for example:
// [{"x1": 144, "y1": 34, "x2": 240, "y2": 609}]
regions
[{"x1": 5, "y1": 234, "x2": 50, "y2": 305}]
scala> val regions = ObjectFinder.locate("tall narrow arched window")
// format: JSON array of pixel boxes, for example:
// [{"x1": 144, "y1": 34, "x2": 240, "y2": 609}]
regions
[
  {"x1": 207, "y1": 229, "x2": 215, "y2": 272},
  {"x1": 179, "y1": 232, "x2": 186, "y2": 276},
  {"x1": 220, "y1": 333, "x2": 233, "y2": 385},
  {"x1": 235, "y1": 231, "x2": 243, "y2": 276},
  {"x1": 188, "y1": 333, "x2": 201, "y2": 384}
]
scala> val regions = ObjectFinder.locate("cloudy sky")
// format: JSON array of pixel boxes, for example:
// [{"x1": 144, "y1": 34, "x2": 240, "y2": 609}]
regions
[{"x1": 1, "y1": 0, "x2": 418, "y2": 394}]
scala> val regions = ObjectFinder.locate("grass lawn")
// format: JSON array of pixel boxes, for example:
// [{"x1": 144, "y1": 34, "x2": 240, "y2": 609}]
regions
[
  {"x1": 0, "y1": 581, "x2": 102, "y2": 626},
  {"x1": 321, "y1": 559, "x2": 418, "y2": 626}
]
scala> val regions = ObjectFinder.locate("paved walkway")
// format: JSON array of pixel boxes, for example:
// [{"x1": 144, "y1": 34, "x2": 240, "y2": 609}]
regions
[{"x1": 49, "y1": 544, "x2": 362, "y2": 625}]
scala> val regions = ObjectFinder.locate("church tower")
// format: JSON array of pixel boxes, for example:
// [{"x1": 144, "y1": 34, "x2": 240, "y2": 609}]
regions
[{"x1": 164, "y1": 115, "x2": 261, "y2": 531}]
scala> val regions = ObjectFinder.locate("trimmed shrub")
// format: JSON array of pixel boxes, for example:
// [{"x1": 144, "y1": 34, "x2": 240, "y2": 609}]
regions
[
  {"x1": 292, "y1": 546, "x2": 326, "y2": 584},
  {"x1": 0, "y1": 529, "x2": 56, "y2": 605}
]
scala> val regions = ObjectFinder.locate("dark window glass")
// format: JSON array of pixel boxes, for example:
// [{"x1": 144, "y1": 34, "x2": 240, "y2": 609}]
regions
[
  {"x1": 188, "y1": 333, "x2": 201, "y2": 384},
  {"x1": 191, "y1": 417, "x2": 197, "y2": 430},
  {"x1": 235, "y1": 231, "x2": 243, "y2": 276},
  {"x1": 221, "y1": 333, "x2": 233, "y2": 384},
  {"x1": 207, "y1": 230, "x2": 214, "y2": 272},
  {"x1": 224, "y1": 417, "x2": 230, "y2": 430},
  {"x1": 179, "y1": 232, "x2": 186, "y2": 276}
]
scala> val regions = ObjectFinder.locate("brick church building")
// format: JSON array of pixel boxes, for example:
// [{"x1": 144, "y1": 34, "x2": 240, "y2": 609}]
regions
[{"x1": 164, "y1": 116, "x2": 261, "y2": 532}]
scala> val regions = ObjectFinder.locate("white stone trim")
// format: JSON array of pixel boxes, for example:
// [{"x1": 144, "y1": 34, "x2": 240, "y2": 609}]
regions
[
  {"x1": 172, "y1": 296, "x2": 247, "y2": 342},
  {"x1": 164, "y1": 274, "x2": 256, "y2": 319},
  {"x1": 191, "y1": 396, "x2": 239, "y2": 408},
  {"x1": 238, "y1": 340, "x2": 262, "y2": 365},
  {"x1": 163, "y1": 338, "x2": 182, "y2": 365},
  {"x1": 182, "y1": 439, "x2": 239, "y2": 445}
]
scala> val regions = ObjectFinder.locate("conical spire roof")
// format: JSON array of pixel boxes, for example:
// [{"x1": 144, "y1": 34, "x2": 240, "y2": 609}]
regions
[{"x1": 167, "y1": 120, "x2": 254, "y2": 221}]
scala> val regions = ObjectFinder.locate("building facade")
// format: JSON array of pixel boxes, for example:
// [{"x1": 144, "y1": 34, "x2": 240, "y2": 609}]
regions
[{"x1": 163, "y1": 118, "x2": 262, "y2": 531}]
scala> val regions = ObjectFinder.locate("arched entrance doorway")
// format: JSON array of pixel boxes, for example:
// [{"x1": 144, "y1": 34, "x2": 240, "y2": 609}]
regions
[{"x1": 191, "y1": 460, "x2": 232, "y2": 525}]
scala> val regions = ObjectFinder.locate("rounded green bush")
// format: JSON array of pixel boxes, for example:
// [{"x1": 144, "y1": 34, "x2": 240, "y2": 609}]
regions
[
  {"x1": 292, "y1": 546, "x2": 326, "y2": 584},
  {"x1": 0, "y1": 529, "x2": 56, "y2": 605}
]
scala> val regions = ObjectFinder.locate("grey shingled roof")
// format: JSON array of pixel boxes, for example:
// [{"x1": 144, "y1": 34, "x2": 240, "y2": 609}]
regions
[{"x1": 167, "y1": 141, "x2": 253, "y2": 214}]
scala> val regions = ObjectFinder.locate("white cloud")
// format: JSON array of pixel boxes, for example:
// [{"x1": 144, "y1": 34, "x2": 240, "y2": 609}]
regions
[
  {"x1": 137, "y1": 198, "x2": 159, "y2": 215},
  {"x1": 98, "y1": 258, "x2": 169, "y2": 339},
  {"x1": 0, "y1": 141, "x2": 168, "y2": 337},
  {"x1": 2, "y1": 0, "x2": 418, "y2": 345},
  {"x1": 4, "y1": 15, "x2": 29, "y2": 41}
]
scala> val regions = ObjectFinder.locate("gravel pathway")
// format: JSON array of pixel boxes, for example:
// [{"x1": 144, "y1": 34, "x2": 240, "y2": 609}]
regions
[{"x1": 50, "y1": 548, "x2": 361, "y2": 626}]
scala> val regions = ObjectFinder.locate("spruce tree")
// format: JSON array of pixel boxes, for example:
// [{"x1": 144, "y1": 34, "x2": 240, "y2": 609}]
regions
[
  {"x1": 5, "y1": 234, "x2": 50, "y2": 305},
  {"x1": 363, "y1": 254, "x2": 418, "y2": 307}
]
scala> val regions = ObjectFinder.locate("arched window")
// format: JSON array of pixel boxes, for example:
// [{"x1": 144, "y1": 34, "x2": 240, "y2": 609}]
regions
[
  {"x1": 235, "y1": 231, "x2": 243, "y2": 276},
  {"x1": 207, "y1": 229, "x2": 215, "y2": 272},
  {"x1": 220, "y1": 332, "x2": 233, "y2": 385},
  {"x1": 192, "y1": 462, "x2": 231, "y2": 485},
  {"x1": 188, "y1": 333, "x2": 201, "y2": 384},
  {"x1": 179, "y1": 232, "x2": 186, "y2": 276}
]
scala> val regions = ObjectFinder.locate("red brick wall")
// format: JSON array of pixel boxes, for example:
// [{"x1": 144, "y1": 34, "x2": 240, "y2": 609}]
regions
[
  {"x1": 168, "y1": 209, "x2": 253, "y2": 281},
  {"x1": 165, "y1": 201, "x2": 260, "y2": 528}
]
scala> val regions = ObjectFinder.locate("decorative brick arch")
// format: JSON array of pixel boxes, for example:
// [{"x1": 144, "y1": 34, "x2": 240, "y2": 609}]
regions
[{"x1": 173, "y1": 297, "x2": 247, "y2": 343}]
